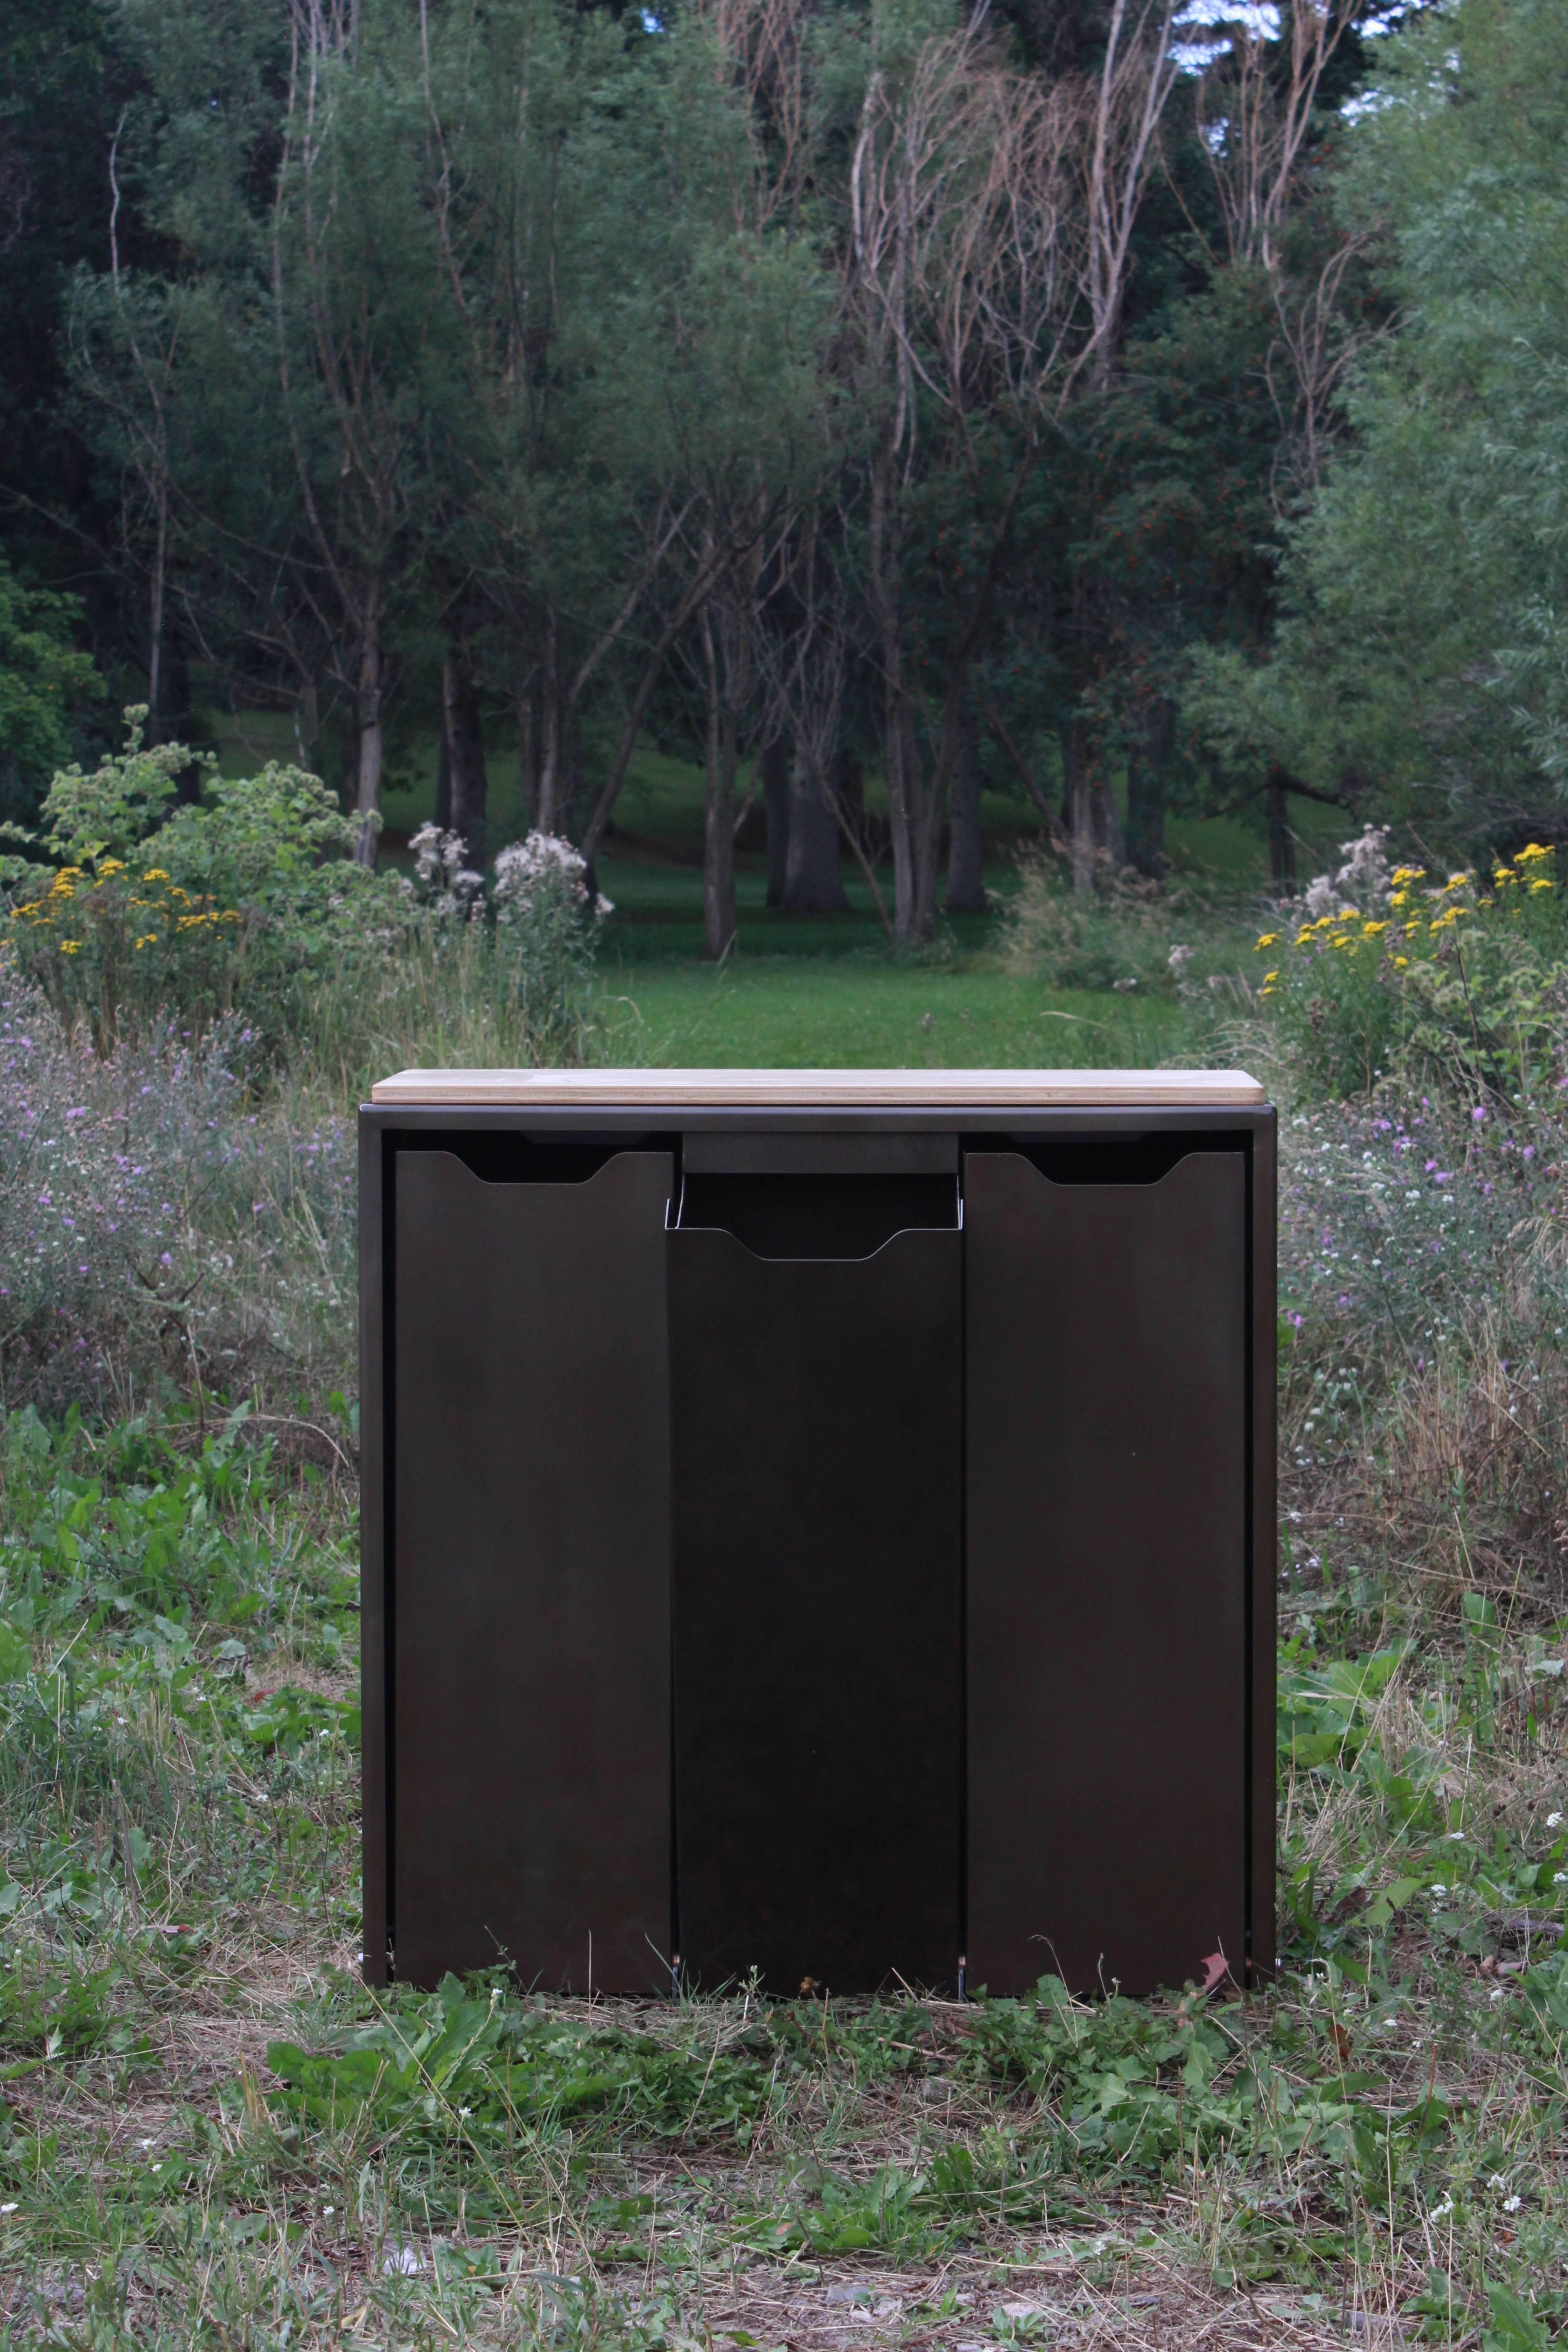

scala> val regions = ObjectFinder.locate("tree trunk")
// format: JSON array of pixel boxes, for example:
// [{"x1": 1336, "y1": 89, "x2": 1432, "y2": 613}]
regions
[
  {"x1": 701, "y1": 609, "x2": 737, "y2": 959},
  {"x1": 870, "y1": 431, "x2": 923, "y2": 944},
  {"x1": 1064, "y1": 720, "x2": 1123, "y2": 893},
  {"x1": 906, "y1": 706, "x2": 945, "y2": 940},
  {"x1": 354, "y1": 585, "x2": 383, "y2": 869},
  {"x1": 443, "y1": 649, "x2": 490, "y2": 870},
  {"x1": 783, "y1": 742, "x2": 848, "y2": 911},
  {"x1": 162, "y1": 639, "x2": 201, "y2": 804},
  {"x1": 945, "y1": 704, "x2": 986, "y2": 913},
  {"x1": 147, "y1": 481, "x2": 167, "y2": 743},
  {"x1": 836, "y1": 745, "x2": 865, "y2": 843},
  {"x1": 762, "y1": 736, "x2": 790, "y2": 907},
  {"x1": 1124, "y1": 701, "x2": 1171, "y2": 878},
  {"x1": 1267, "y1": 764, "x2": 1296, "y2": 892},
  {"x1": 517, "y1": 690, "x2": 539, "y2": 830},
  {"x1": 559, "y1": 703, "x2": 582, "y2": 835},
  {"x1": 536, "y1": 612, "x2": 563, "y2": 835},
  {"x1": 296, "y1": 677, "x2": 321, "y2": 770},
  {"x1": 433, "y1": 712, "x2": 452, "y2": 830},
  {"x1": 885, "y1": 691, "x2": 919, "y2": 940}
]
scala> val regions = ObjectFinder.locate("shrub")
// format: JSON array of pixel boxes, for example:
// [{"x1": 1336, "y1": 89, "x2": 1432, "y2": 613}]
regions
[
  {"x1": 4, "y1": 710, "x2": 402, "y2": 1060},
  {"x1": 0, "y1": 947, "x2": 355, "y2": 1408},
  {"x1": 3, "y1": 731, "x2": 610, "y2": 1081},
  {"x1": 998, "y1": 846, "x2": 1211, "y2": 995},
  {"x1": 304, "y1": 821, "x2": 608, "y2": 1092},
  {"x1": 1257, "y1": 829, "x2": 1568, "y2": 1101}
]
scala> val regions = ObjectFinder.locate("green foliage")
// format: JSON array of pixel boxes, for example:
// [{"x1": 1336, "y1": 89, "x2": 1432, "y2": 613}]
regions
[
  {"x1": 5, "y1": 715, "x2": 607, "y2": 1071},
  {"x1": 998, "y1": 849, "x2": 1178, "y2": 990},
  {"x1": 268, "y1": 1977, "x2": 774, "y2": 2155},
  {"x1": 0, "y1": 554, "x2": 101, "y2": 828},
  {"x1": 1192, "y1": 0, "x2": 1568, "y2": 837},
  {"x1": 5, "y1": 710, "x2": 395, "y2": 1054},
  {"x1": 1257, "y1": 841, "x2": 1568, "y2": 1101}
]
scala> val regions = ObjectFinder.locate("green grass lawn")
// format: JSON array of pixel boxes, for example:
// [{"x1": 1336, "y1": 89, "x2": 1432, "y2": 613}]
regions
[
  {"x1": 3, "y1": 1390, "x2": 1566, "y2": 2347},
  {"x1": 598, "y1": 951, "x2": 1183, "y2": 1068}
]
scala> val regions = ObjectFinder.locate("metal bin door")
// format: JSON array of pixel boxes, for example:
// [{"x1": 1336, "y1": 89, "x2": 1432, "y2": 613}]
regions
[
  {"x1": 391, "y1": 1146, "x2": 673, "y2": 1993},
  {"x1": 669, "y1": 1170, "x2": 962, "y2": 1995},
  {"x1": 964, "y1": 1145, "x2": 1248, "y2": 1999}
]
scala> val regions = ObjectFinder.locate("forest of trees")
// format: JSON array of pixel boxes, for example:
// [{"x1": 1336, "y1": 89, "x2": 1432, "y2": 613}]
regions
[{"x1": 1, "y1": 0, "x2": 1565, "y2": 950}]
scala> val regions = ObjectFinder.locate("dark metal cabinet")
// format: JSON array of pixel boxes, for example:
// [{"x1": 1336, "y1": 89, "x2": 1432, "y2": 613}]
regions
[{"x1": 361, "y1": 1073, "x2": 1275, "y2": 2002}]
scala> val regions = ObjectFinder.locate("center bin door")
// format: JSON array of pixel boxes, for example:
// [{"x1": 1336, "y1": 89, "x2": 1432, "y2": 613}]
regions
[{"x1": 669, "y1": 1135, "x2": 962, "y2": 1996}]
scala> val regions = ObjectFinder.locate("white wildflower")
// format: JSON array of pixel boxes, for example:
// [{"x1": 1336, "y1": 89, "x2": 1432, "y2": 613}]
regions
[{"x1": 493, "y1": 830, "x2": 592, "y2": 921}]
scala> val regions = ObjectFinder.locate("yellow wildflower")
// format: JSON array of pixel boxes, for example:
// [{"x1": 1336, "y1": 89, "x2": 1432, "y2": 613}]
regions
[
  {"x1": 1530, "y1": 877, "x2": 1554, "y2": 892},
  {"x1": 1389, "y1": 891, "x2": 1408, "y2": 908},
  {"x1": 1393, "y1": 955, "x2": 1408, "y2": 969},
  {"x1": 1262, "y1": 970, "x2": 1279, "y2": 985},
  {"x1": 1517, "y1": 842, "x2": 1552, "y2": 863},
  {"x1": 1362, "y1": 920, "x2": 1388, "y2": 936},
  {"x1": 134, "y1": 934, "x2": 157, "y2": 950},
  {"x1": 1444, "y1": 873, "x2": 1471, "y2": 892},
  {"x1": 97, "y1": 857, "x2": 126, "y2": 877},
  {"x1": 141, "y1": 867, "x2": 170, "y2": 883},
  {"x1": 59, "y1": 939, "x2": 80, "y2": 955},
  {"x1": 1255, "y1": 933, "x2": 1279, "y2": 950},
  {"x1": 1494, "y1": 867, "x2": 1517, "y2": 886},
  {"x1": 1330, "y1": 933, "x2": 1351, "y2": 949},
  {"x1": 1390, "y1": 865, "x2": 1426, "y2": 884}
]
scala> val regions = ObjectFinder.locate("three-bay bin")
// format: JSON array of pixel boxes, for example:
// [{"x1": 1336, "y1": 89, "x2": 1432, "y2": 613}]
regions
[{"x1": 360, "y1": 1068, "x2": 1275, "y2": 2000}]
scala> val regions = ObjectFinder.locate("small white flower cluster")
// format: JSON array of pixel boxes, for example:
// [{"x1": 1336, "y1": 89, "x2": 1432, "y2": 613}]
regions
[
  {"x1": 493, "y1": 831, "x2": 612, "y2": 921},
  {"x1": 1300, "y1": 824, "x2": 1394, "y2": 922},
  {"x1": 407, "y1": 824, "x2": 485, "y2": 921}
]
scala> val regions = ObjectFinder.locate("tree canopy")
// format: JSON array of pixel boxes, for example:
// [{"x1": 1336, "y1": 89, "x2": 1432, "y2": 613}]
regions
[{"x1": 5, "y1": 0, "x2": 1560, "y2": 937}]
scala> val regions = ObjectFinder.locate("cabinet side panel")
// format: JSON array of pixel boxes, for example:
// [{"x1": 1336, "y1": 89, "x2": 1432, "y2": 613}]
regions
[
  {"x1": 965, "y1": 1151, "x2": 1248, "y2": 1998},
  {"x1": 359, "y1": 1114, "x2": 388, "y2": 1983},
  {"x1": 670, "y1": 1226, "x2": 962, "y2": 1994},
  {"x1": 392, "y1": 1149, "x2": 672, "y2": 1992},
  {"x1": 1250, "y1": 1117, "x2": 1278, "y2": 1987}
]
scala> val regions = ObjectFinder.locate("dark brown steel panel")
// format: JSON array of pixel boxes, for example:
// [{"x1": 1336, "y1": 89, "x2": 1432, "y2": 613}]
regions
[
  {"x1": 359, "y1": 1114, "x2": 388, "y2": 1984},
  {"x1": 1250, "y1": 1116, "x2": 1279, "y2": 1988},
  {"x1": 392, "y1": 1147, "x2": 672, "y2": 1993},
  {"x1": 670, "y1": 1206, "x2": 962, "y2": 1995},
  {"x1": 965, "y1": 1147, "x2": 1248, "y2": 1999}
]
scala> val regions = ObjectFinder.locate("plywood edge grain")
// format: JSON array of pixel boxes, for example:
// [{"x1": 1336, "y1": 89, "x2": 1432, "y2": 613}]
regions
[{"x1": 368, "y1": 1066, "x2": 1268, "y2": 1109}]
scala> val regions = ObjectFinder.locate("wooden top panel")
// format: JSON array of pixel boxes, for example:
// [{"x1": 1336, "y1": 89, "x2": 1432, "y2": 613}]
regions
[{"x1": 369, "y1": 1066, "x2": 1267, "y2": 1109}]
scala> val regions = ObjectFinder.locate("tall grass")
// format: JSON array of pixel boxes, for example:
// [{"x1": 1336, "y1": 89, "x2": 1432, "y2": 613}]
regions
[{"x1": 288, "y1": 917, "x2": 611, "y2": 1105}]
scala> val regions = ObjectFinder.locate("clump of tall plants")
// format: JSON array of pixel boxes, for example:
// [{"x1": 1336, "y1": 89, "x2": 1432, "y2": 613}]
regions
[
  {"x1": 1, "y1": 718, "x2": 609, "y2": 1084},
  {"x1": 1255, "y1": 827, "x2": 1568, "y2": 1102}
]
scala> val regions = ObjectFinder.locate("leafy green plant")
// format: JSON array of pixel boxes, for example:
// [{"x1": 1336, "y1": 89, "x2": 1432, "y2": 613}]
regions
[
  {"x1": 1257, "y1": 842, "x2": 1568, "y2": 1101},
  {"x1": 5, "y1": 710, "x2": 401, "y2": 1056}
]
